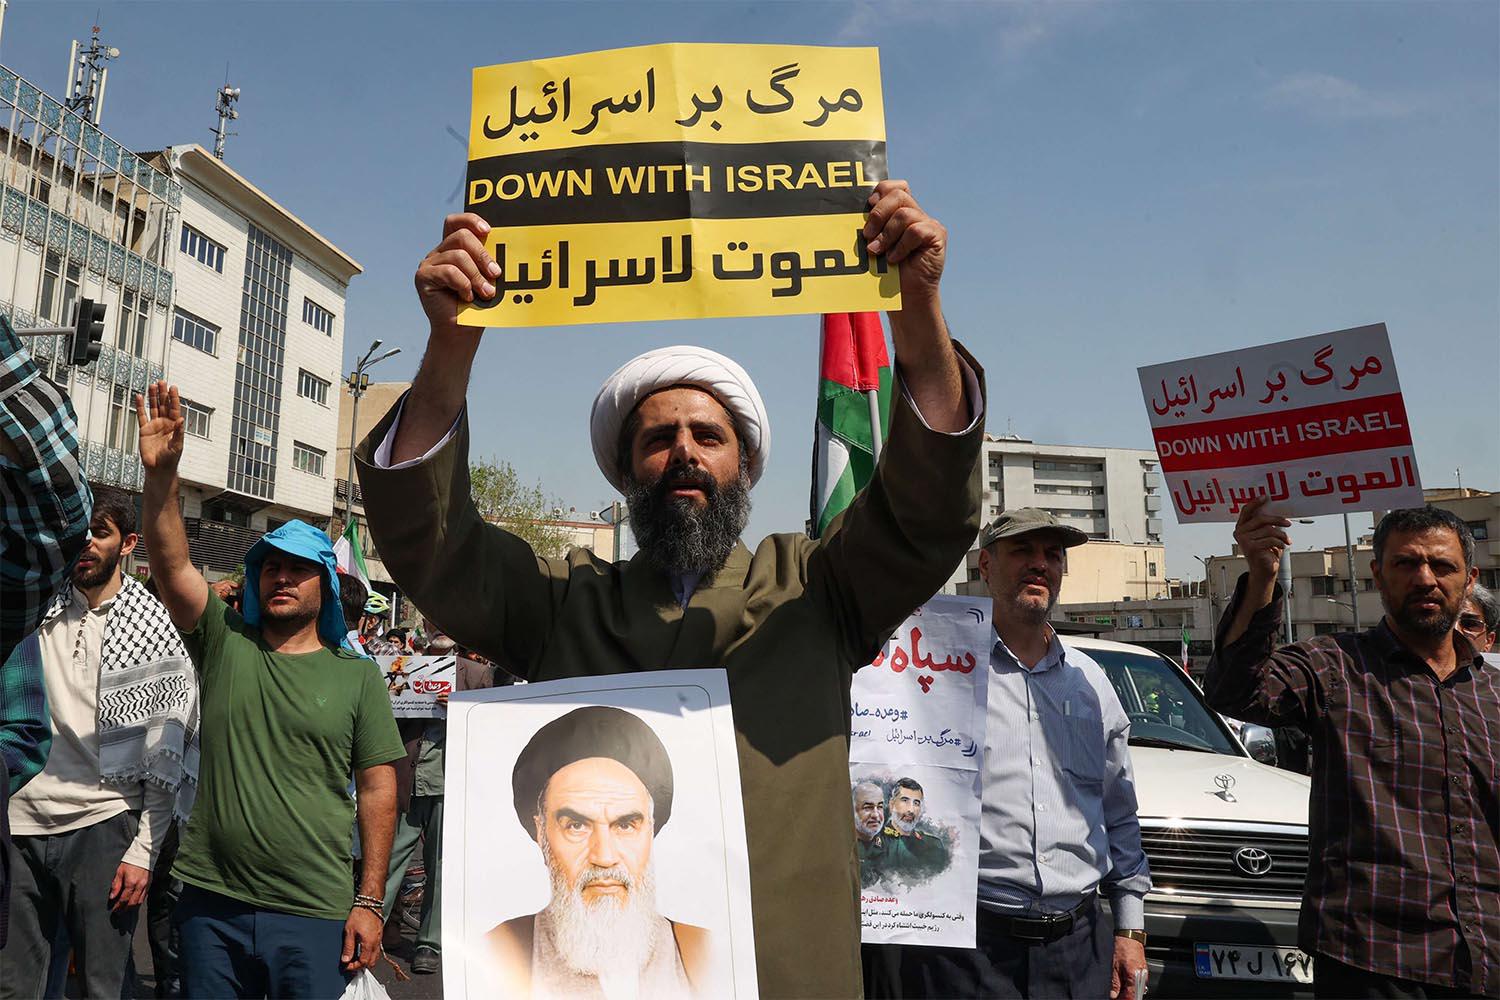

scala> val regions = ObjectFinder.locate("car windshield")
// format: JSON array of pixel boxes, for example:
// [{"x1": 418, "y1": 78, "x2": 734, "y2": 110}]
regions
[{"x1": 1084, "y1": 647, "x2": 1240, "y2": 756}]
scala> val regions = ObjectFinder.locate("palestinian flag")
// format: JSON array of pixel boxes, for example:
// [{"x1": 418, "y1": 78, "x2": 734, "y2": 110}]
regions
[
  {"x1": 811, "y1": 312, "x2": 891, "y2": 538},
  {"x1": 333, "y1": 517, "x2": 370, "y2": 591}
]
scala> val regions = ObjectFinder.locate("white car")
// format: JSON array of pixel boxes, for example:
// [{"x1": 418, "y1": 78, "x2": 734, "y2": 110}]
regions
[{"x1": 1064, "y1": 635, "x2": 1316, "y2": 997}]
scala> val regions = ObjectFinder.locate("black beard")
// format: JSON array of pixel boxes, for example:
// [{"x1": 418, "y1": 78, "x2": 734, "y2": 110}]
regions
[
  {"x1": 73, "y1": 550, "x2": 120, "y2": 590},
  {"x1": 1387, "y1": 592, "x2": 1460, "y2": 639},
  {"x1": 625, "y1": 465, "x2": 751, "y2": 577}
]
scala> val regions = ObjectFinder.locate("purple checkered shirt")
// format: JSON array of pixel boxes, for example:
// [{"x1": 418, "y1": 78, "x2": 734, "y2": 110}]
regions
[{"x1": 1205, "y1": 574, "x2": 1499, "y2": 994}]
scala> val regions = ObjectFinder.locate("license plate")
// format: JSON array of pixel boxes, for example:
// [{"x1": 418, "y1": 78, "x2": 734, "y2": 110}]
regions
[{"x1": 1194, "y1": 942, "x2": 1314, "y2": 984}]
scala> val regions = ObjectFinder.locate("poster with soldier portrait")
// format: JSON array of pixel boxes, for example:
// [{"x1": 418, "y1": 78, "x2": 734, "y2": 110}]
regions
[
  {"x1": 442, "y1": 670, "x2": 758, "y2": 999},
  {"x1": 849, "y1": 596, "x2": 990, "y2": 947}
]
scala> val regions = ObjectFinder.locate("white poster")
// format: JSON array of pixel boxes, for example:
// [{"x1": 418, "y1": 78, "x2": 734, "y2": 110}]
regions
[
  {"x1": 377, "y1": 654, "x2": 457, "y2": 718},
  {"x1": 850, "y1": 596, "x2": 990, "y2": 948},
  {"x1": 442, "y1": 670, "x2": 758, "y2": 999},
  {"x1": 1138, "y1": 323, "x2": 1423, "y2": 522}
]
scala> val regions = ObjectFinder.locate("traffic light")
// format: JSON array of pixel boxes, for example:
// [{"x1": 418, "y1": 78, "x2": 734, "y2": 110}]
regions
[{"x1": 69, "y1": 297, "x2": 106, "y2": 365}]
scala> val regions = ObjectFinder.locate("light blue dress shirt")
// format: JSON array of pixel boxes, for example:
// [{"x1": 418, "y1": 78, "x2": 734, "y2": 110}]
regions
[{"x1": 978, "y1": 629, "x2": 1151, "y2": 928}]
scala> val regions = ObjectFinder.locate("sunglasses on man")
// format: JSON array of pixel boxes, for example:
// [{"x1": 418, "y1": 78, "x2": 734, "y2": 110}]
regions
[{"x1": 1457, "y1": 613, "x2": 1489, "y2": 636}]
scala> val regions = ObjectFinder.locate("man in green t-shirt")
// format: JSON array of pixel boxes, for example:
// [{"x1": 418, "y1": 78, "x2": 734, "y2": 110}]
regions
[{"x1": 135, "y1": 382, "x2": 404, "y2": 998}]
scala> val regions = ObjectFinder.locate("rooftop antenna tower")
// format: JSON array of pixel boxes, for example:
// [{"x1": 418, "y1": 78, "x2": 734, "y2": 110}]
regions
[
  {"x1": 64, "y1": 23, "x2": 120, "y2": 125},
  {"x1": 211, "y1": 81, "x2": 241, "y2": 159}
]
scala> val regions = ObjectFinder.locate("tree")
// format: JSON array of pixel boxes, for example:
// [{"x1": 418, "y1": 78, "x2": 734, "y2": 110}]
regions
[{"x1": 469, "y1": 456, "x2": 572, "y2": 558}]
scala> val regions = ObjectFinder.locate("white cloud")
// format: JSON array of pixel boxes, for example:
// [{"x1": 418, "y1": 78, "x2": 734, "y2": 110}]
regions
[{"x1": 1262, "y1": 72, "x2": 1420, "y2": 119}]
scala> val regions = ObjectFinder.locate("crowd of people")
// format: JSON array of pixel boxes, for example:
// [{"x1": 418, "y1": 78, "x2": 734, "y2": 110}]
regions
[{"x1": 0, "y1": 179, "x2": 1494, "y2": 1000}]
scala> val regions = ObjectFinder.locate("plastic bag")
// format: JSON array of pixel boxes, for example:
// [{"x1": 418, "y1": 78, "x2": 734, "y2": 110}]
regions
[{"x1": 340, "y1": 969, "x2": 392, "y2": 1000}]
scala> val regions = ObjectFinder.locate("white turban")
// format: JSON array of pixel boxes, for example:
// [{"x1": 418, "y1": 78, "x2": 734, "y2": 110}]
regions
[{"x1": 590, "y1": 345, "x2": 770, "y2": 493}]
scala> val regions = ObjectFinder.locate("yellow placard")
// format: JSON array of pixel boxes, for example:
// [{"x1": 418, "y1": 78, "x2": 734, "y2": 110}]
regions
[{"x1": 457, "y1": 43, "x2": 896, "y2": 329}]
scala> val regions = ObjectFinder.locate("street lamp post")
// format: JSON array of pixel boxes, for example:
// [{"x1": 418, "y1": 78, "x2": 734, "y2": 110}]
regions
[
  {"x1": 343, "y1": 340, "x2": 402, "y2": 531},
  {"x1": 1278, "y1": 518, "x2": 1317, "y2": 644},
  {"x1": 1343, "y1": 513, "x2": 1361, "y2": 631}
]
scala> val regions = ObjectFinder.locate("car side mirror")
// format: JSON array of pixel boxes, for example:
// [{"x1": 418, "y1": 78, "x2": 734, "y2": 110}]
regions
[{"x1": 1241, "y1": 724, "x2": 1278, "y2": 766}]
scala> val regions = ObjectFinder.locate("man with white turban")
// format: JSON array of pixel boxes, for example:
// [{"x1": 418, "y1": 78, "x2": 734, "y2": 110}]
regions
[{"x1": 355, "y1": 179, "x2": 984, "y2": 998}]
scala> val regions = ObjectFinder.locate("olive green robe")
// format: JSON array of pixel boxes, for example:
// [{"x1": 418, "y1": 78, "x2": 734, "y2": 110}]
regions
[{"x1": 354, "y1": 349, "x2": 984, "y2": 998}]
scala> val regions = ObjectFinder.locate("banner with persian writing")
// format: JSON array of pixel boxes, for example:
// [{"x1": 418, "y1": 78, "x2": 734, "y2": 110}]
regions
[
  {"x1": 460, "y1": 43, "x2": 897, "y2": 327},
  {"x1": 850, "y1": 595, "x2": 989, "y2": 948},
  {"x1": 378, "y1": 654, "x2": 457, "y2": 718},
  {"x1": 1139, "y1": 323, "x2": 1423, "y2": 523}
]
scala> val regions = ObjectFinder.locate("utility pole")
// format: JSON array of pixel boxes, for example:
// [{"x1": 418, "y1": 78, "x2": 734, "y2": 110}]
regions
[{"x1": 342, "y1": 341, "x2": 401, "y2": 530}]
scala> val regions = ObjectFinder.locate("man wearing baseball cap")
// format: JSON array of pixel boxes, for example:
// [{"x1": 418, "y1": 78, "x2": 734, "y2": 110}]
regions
[{"x1": 875, "y1": 510, "x2": 1151, "y2": 999}]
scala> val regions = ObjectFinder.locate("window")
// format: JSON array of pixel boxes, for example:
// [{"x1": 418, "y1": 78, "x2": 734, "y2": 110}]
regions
[
  {"x1": 1035, "y1": 483, "x2": 1100, "y2": 495},
  {"x1": 296, "y1": 369, "x2": 330, "y2": 405},
  {"x1": 172, "y1": 309, "x2": 219, "y2": 355},
  {"x1": 1311, "y1": 576, "x2": 1336, "y2": 596},
  {"x1": 181, "y1": 400, "x2": 213, "y2": 439},
  {"x1": 1035, "y1": 460, "x2": 1104, "y2": 473},
  {"x1": 1466, "y1": 520, "x2": 1489, "y2": 541},
  {"x1": 106, "y1": 385, "x2": 138, "y2": 454},
  {"x1": 1148, "y1": 561, "x2": 1159, "y2": 577},
  {"x1": 302, "y1": 297, "x2": 334, "y2": 335},
  {"x1": 38, "y1": 252, "x2": 78, "y2": 324},
  {"x1": 180, "y1": 224, "x2": 225, "y2": 272},
  {"x1": 227, "y1": 225, "x2": 292, "y2": 500},
  {"x1": 116, "y1": 289, "x2": 148, "y2": 356},
  {"x1": 292, "y1": 442, "x2": 325, "y2": 477}
]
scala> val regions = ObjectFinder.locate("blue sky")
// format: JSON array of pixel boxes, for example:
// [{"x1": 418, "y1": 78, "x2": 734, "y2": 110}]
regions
[{"x1": 8, "y1": 2, "x2": 1496, "y2": 577}]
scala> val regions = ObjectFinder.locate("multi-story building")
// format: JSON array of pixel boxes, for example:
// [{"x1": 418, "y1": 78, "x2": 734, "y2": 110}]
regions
[
  {"x1": 0, "y1": 63, "x2": 179, "y2": 499},
  {"x1": 154, "y1": 143, "x2": 361, "y2": 575},
  {"x1": 981, "y1": 435, "x2": 1163, "y2": 545},
  {"x1": 950, "y1": 435, "x2": 1168, "y2": 600}
]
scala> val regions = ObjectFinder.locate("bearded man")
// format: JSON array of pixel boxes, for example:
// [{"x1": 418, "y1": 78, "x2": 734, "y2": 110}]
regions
[
  {"x1": 1206, "y1": 501, "x2": 1500, "y2": 998},
  {"x1": 853, "y1": 781, "x2": 888, "y2": 888},
  {"x1": 356, "y1": 179, "x2": 983, "y2": 997},
  {"x1": 0, "y1": 488, "x2": 196, "y2": 999},
  {"x1": 481, "y1": 706, "x2": 709, "y2": 997}
]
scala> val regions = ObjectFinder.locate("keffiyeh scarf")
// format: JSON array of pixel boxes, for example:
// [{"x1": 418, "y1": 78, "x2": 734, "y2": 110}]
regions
[{"x1": 42, "y1": 575, "x2": 199, "y2": 819}]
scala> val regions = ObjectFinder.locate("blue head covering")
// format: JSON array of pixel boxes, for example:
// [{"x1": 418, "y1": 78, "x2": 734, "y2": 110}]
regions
[{"x1": 240, "y1": 520, "x2": 346, "y2": 648}]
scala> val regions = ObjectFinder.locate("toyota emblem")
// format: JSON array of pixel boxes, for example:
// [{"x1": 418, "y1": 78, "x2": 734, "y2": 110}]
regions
[{"x1": 1232, "y1": 846, "x2": 1274, "y2": 877}]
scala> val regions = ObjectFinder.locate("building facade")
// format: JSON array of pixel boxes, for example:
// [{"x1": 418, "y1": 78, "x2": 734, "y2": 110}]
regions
[
  {"x1": 981, "y1": 435, "x2": 1164, "y2": 545},
  {"x1": 946, "y1": 435, "x2": 1169, "y2": 599},
  {"x1": 155, "y1": 144, "x2": 361, "y2": 575},
  {"x1": 0, "y1": 63, "x2": 178, "y2": 498}
]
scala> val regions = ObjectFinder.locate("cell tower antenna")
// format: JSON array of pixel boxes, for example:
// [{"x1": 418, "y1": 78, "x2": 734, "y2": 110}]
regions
[
  {"x1": 212, "y1": 82, "x2": 241, "y2": 159},
  {"x1": 64, "y1": 21, "x2": 120, "y2": 125}
]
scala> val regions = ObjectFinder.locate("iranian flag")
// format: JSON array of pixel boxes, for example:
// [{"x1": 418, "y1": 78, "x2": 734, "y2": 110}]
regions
[
  {"x1": 811, "y1": 312, "x2": 891, "y2": 538},
  {"x1": 333, "y1": 518, "x2": 370, "y2": 590}
]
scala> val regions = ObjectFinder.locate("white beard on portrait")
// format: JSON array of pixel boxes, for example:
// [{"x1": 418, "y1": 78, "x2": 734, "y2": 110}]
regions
[{"x1": 539, "y1": 833, "x2": 662, "y2": 978}]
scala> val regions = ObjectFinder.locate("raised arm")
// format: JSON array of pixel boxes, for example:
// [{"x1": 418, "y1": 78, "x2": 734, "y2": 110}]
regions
[
  {"x1": 390, "y1": 213, "x2": 501, "y2": 465},
  {"x1": 1203, "y1": 497, "x2": 1321, "y2": 728},
  {"x1": 866, "y1": 180, "x2": 965, "y2": 432},
  {"x1": 137, "y1": 382, "x2": 207, "y2": 631},
  {"x1": 811, "y1": 182, "x2": 984, "y2": 660}
]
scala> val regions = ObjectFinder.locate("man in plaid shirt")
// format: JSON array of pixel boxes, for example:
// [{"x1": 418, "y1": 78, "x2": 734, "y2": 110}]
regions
[
  {"x1": 0, "y1": 315, "x2": 92, "y2": 948},
  {"x1": 1207, "y1": 499, "x2": 1498, "y2": 999}
]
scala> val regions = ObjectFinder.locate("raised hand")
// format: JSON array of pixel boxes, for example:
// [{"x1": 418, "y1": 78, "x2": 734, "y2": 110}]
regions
[
  {"x1": 135, "y1": 380, "x2": 185, "y2": 471},
  {"x1": 1234, "y1": 496, "x2": 1292, "y2": 586},
  {"x1": 415, "y1": 212, "x2": 502, "y2": 334},
  {"x1": 863, "y1": 179, "x2": 947, "y2": 306}
]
